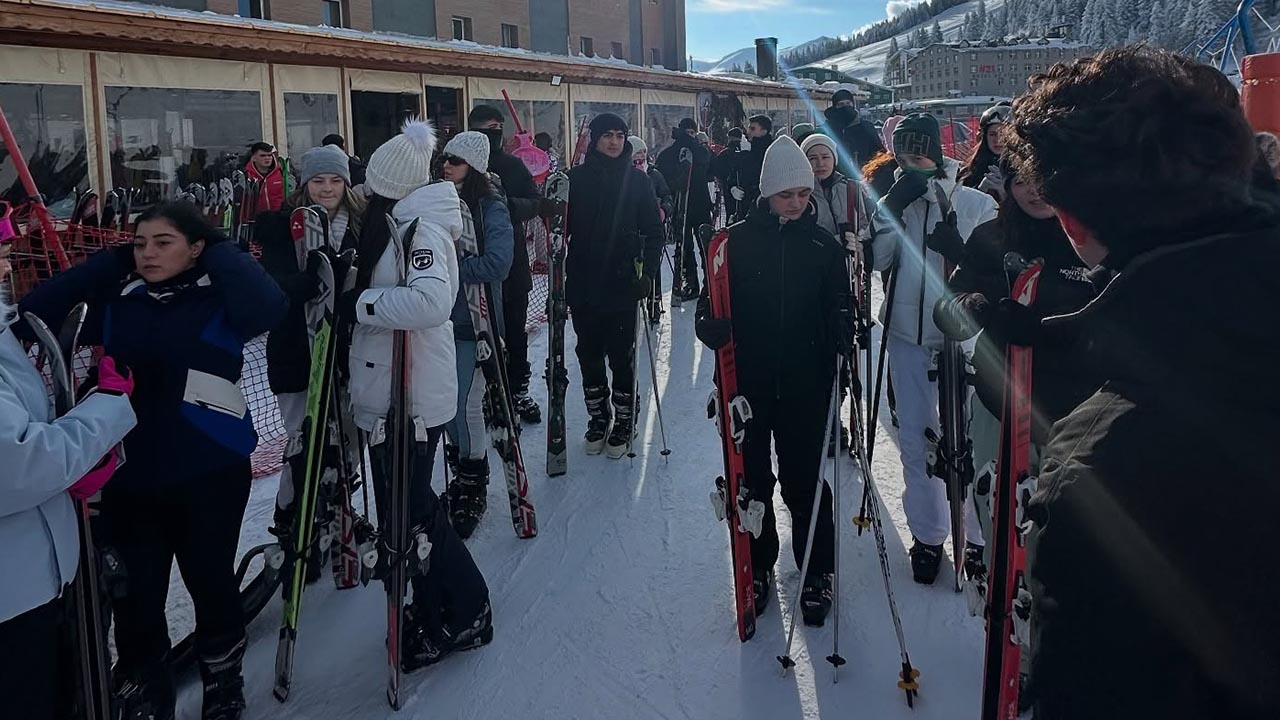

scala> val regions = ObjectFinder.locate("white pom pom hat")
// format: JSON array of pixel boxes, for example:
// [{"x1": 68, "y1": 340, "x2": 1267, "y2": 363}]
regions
[{"x1": 366, "y1": 118, "x2": 438, "y2": 201}]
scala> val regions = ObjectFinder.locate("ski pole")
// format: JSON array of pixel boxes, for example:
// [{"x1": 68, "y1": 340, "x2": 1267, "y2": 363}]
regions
[
  {"x1": 627, "y1": 301, "x2": 643, "y2": 461},
  {"x1": 777, "y1": 359, "x2": 841, "y2": 675},
  {"x1": 828, "y1": 353, "x2": 849, "y2": 683},
  {"x1": 640, "y1": 301, "x2": 672, "y2": 458},
  {"x1": 854, "y1": 265, "x2": 899, "y2": 533}
]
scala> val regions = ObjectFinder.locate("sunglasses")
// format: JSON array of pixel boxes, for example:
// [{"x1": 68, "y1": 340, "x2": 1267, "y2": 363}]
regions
[{"x1": 442, "y1": 154, "x2": 468, "y2": 166}]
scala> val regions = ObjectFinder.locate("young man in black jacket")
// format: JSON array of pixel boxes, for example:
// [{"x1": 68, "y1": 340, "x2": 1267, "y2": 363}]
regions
[
  {"x1": 656, "y1": 117, "x2": 713, "y2": 299},
  {"x1": 817, "y1": 89, "x2": 884, "y2": 176},
  {"x1": 565, "y1": 113, "x2": 663, "y2": 459},
  {"x1": 469, "y1": 104, "x2": 543, "y2": 423},
  {"x1": 695, "y1": 135, "x2": 851, "y2": 625},
  {"x1": 730, "y1": 115, "x2": 775, "y2": 221},
  {"x1": 1006, "y1": 47, "x2": 1280, "y2": 719}
]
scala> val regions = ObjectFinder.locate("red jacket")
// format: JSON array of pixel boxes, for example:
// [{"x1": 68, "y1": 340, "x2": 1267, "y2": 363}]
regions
[{"x1": 243, "y1": 158, "x2": 285, "y2": 219}]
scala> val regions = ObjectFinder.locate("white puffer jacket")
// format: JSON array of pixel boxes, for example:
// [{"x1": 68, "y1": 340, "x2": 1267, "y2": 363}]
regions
[
  {"x1": 349, "y1": 182, "x2": 462, "y2": 440},
  {"x1": 870, "y1": 158, "x2": 998, "y2": 348}
]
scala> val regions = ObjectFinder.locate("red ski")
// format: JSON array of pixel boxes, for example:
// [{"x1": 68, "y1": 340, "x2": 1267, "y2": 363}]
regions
[
  {"x1": 706, "y1": 229, "x2": 758, "y2": 642},
  {"x1": 980, "y1": 257, "x2": 1043, "y2": 719}
]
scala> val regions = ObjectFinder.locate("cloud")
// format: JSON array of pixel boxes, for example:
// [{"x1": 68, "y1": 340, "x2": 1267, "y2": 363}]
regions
[
  {"x1": 886, "y1": 0, "x2": 927, "y2": 18},
  {"x1": 690, "y1": 0, "x2": 832, "y2": 13}
]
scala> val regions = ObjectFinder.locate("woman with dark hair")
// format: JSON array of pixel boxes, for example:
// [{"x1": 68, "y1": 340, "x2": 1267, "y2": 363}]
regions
[
  {"x1": 17, "y1": 201, "x2": 287, "y2": 720},
  {"x1": 344, "y1": 118, "x2": 492, "y2": 672},
  {"x1": 436, "y1": 130, "x2": 514, "y2": 537},
  {"x1": 933, "y1": 156, "x2": 1101, "y2": 581},
  {"x1": 256, "y1": 144, "x2": 365, "y2": 543},
  {"x1": 959, "y1": 102, "x2": 1012, "y2": 201}
]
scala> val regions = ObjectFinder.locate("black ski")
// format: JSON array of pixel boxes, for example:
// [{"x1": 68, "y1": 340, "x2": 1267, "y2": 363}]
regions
[{"x1": 544, "y1": 172, "x2": 569, "y2": 477}]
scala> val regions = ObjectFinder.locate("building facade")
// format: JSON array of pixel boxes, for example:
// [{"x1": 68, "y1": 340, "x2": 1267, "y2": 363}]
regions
[
  {"x1": 157, "y1": 0, "x2": 686, "y2": 70},
  {"x1": 906, "y1": 38, "x2": 1094, "y2": 100},
  {"x1": 789, "y1": 67, "x2": 894, "y2": 106}
]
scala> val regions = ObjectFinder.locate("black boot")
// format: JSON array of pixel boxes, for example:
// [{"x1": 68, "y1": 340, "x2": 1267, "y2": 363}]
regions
[
  {"x1": 583, "y1": 385, "x2": 611, "y2": 455},
  {"x1": 909, "y1": 538, "x2": 944, "y2": 586},
  {"x1": 963, "y1": 541, "x2": 987, "y2": 583},
  {"x1": 447, "y1": 457, "x2": 489, "y2": 539},
  {"x1": 115, "y1": 662, "x2": 176, "y2": 720},
  {"x1": 402, "y1": 600, "x2": 494, "y2": 673},
  {"x1": 800, "y1": 573, "x2": 834, "y2": 627},
  {"x1": 199, "y1": 641, "x2": 246, "y2": 720},
  {"x1": 752, "y1": 567, "x2": 773, "y2": 616},
  {"x1": 512, "y1": 391, "x2": 541, "y2": 424},
  {"x1": 604, "y1": 389, "x2": 636, "y2": 460}
]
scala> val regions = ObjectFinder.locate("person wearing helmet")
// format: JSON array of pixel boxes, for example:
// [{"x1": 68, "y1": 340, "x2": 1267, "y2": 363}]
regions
[{"x1": 960, "y1": 101, "x2": 1013, "y2": 200}]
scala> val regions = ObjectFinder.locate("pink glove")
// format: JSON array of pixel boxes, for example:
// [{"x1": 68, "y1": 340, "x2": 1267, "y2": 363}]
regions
[
  {"x1": 97, "y1": 356, "x2": 134, "y2": 397},
  {"x1": 659, "y1": 206, "x2": 667, "y2": 224},
  {"x1": 69, "y1": 446, "x2": 123, "y2": 501}
]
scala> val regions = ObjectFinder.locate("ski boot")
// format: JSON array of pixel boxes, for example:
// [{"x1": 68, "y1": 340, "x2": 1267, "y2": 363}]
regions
[
  {"x1": 604, "y1": 389, "x2": 636, "y2": 459},
  {"x1": 447, "y1": 457, "x2": 490, "y2": 539},
  {"x1": 963, "y1": 541, "x2": 987, "y2": 583},
  {"x1": 401, "y1": 601, "x2": 494, "y2": 673},
  {"x1": 115, "y1": 662, "x2": 176, "y2": 720},
  {"x1": 199, "y1": 641, "x2": 246, "y2": 720},
  {"x1": 909, "y1": 537, "x2": 944, "y2": 586},
  {"x1": 584, "y1": 385, "x2": 611, "y2": 455},
  {"x1": 512, "y1": 391, "x2": 542, "y2": 424},
  {"x1": 672, "y1": 284, "x2": 700, "y2": 304},
  {"x1": 800, "y1": 573, "x2": 834, "y2": 627},
  {"x1": 752, "y1": 567, "x2": 773, "y2": 616}
]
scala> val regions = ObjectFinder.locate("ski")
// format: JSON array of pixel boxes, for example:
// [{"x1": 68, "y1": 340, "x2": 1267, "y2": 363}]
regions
[
  {"x1": 383, "y1": 215, "x2": 419, "y2": 710},
  {"x1": 458, "y1": 200, "x2": 537, "y2": 538},
  {"x1": 273, "y1": 207, "x2": 341, "y2": 702},
  {"x1": 671, "y1": 147, "x2": 694, "y2": 307},
  {"x1": 980, "y1": 255, "x2": 1043, "y2": 720},
  {"x1": 705, "y1": 229, "x2": 759, "y2": 642},
  {"x1": 26, "y1": 305, "x2": 113, "y2": 720},
  {"x1": 936, "y1": 338, "x2": 973, "y2": 593},
  {"x1": 544, "y1": 171, "x2": 570, "y2": 478}
]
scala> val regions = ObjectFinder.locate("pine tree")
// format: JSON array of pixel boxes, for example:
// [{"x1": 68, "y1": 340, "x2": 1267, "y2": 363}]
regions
[
  {"x1": 744, "y1": 61, "x2": 755, "y2": 74},
  {"x1": 977, "y1": 0, "x2": 989, "y2": 34},
  {"x1": 932, "y1": 20, "x2": 945, "y2": 43}
]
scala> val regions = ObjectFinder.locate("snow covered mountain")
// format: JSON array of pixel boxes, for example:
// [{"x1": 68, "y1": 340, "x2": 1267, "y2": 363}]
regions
[{"x1": 699, "y1": 36, "x2": 841, "y2": 75}]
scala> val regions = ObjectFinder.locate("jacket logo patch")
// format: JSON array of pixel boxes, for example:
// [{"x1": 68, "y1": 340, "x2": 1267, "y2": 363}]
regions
[{"x1": 411, "y1": 248, "x2": 434, "y2": 271}]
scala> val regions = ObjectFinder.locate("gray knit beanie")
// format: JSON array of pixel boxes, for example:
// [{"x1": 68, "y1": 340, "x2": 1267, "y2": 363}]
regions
[
  {"x1": 366, "y1": 118, "x2": 438, "y2": 201},
  {"x1": 443, "y1": 131, "x2": 491, "y2": 174},
  {"x1": 759, "y1": 135, "x2": 816, "y2": 198},
  {"x1": 300, "y1": 144, "x2": 351, "y2": 185}
]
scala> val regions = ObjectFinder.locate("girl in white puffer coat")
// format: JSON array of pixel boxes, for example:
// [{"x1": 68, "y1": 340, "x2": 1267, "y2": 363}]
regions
[
  {"x1": 870, "y1": 113, "x2": 998, "y2": 586},
  {"x1": 345, "y1": 119, "x2": 492, "y2": 672}
]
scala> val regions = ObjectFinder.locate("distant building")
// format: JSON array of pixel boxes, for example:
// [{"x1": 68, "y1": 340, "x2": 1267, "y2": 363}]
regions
[
  {"x1": 789, "y1": 66, "x2": 894, "y2": 106},
  {"x1": 127, "y1": 0, "x2": 687, "y2": 70},
  {"x1": 906, "y1": 37, "x2": 1094, "y2": 100},
  {"x1": 883, "y1": 46, "x2": 923, "y2": 102}
]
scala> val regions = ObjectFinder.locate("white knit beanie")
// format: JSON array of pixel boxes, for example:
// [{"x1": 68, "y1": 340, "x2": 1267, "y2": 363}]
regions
[
  {"x1": 443, "y1": 130, "x2": 491, "y2": 174},
  {"x1": 800, "y1": 132, "x2": 838, "y2": 160},
  {"x1": 759, "y1": 135, "x2": 816, "y2": 198},
  {"x1": 366, "y1": 118, "x2": 437, "y2": 201},
  {"x1": 627, "y1": 135, "x2": 648, "y2": 155}
]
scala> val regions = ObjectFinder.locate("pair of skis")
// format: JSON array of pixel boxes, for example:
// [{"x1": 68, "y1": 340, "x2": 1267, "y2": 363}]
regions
[
  {"x1": 544, "y1": 172, "x2": 570, "y2": 478},
  {"x1": 25, "y1": 304, "x2": 114, "y2": 720},
  {"x1": 979, "y1": 255, "x2": 1043, "y2": 719}
]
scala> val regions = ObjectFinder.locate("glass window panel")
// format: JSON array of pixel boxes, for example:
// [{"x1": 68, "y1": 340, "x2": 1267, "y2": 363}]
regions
[
  {"x1": 0, "y1": 83, "x2": 88, "y2": 217},
  {"x1": 472, "y1": 97, "x2": 567, "y2": 170},
  {"x1": 572, "y1": 101, "x2": 638, "y2": 150},
  {"x1": 105, "y1": 86, "x2": 263, "y2": 207},
  {"x1": 642, "y1": 103, "x2": 694, "y2": 159},
  {"x1": 282, "y1": 92, "x2": 340, "y2": 167}
]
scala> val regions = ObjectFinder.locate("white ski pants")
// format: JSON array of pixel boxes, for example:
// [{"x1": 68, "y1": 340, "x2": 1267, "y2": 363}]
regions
[
  {"x1": 445, "y1": 340, "x2": 488, "y2": 461},
  {"x1": 886, "y1": 337, "x2": 983, "y2": 548}
]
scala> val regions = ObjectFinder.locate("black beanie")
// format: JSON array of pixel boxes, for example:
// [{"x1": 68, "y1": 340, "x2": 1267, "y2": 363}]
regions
[
  {"x1": 892, "y1": 113, "x2": 944, "y2": 168},
  {"x1": 678, "y1": 117, "x2": 698, "y2": 131},
  {"x1": 590, "y1": 113, "x2": 629, "y2": 144},
  {"x1": 831, "y1": 89, "x2": 855, "y2": 105}
]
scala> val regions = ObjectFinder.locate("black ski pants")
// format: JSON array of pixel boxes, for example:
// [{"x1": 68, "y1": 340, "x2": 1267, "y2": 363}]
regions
[
  {"x1": 678, "y1": 208, "x2": 711, "y2": 293},
  {"x1": 104, "y1": 460, "x2": 251, "y2": 671},
  {"x1": 742, "y1": 391, "x2": 835, "y2": 577},
  {"x1": 502, "y1": 277, "x2": 532, "y2": 391},
  {"x1": 368, "y1": 426, "x2": 489, "y2": 634},
  {"x1": 572, "y1": 306, "x2": 637, "y2": 397},
  {"x1": 0, "y1": 597, "x2": 61, "y2": 719}
]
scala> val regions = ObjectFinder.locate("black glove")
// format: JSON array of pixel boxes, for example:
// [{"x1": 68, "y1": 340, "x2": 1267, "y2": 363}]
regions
[
  {"x1": 695, "y1": 317, "x2": 732, "y2": 351},
  {"x1": 629, "y1": 273, "x2": 653, "y2": 302},
  {"x1": 926, "y1": 212, "x2": 966, "y2": 264},
  {"x1": 882, "y1": 171, "x2": 928, "y2": 220},
  {"x1": 336, "y1": 288, "x2": 359, "y2": 325},
  {"x1": 834, "y1": 305, "x2": 856, "y2": 356},
  {"x1": 987, "y1": 298, "x2": 1041, "y2": 346}
]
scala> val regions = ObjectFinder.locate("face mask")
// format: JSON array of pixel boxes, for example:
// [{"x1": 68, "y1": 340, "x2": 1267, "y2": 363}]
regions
[
  {"x1": 904, "y1": 165, "x2": 935, "y2": 179},
  {"x1": 479, "y1": 127, "x2": 504, "y2": 151},
  {"x1": 826, "y1": 106, "x2": 856, "y2": 127}
]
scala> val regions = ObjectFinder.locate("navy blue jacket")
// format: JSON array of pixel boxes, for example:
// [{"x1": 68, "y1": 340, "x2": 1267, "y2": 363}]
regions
[{"x1": 16, "y1": 241, "x2": 287, "y2": 490}]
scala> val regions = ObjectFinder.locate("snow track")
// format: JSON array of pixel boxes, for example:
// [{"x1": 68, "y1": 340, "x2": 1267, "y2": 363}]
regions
[{"x1": 170, "y1": 280, "x2": 983, "y2": 719}]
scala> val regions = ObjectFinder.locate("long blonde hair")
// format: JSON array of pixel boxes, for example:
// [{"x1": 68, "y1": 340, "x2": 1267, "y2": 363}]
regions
[{"x1": 288, "y1": 183, "x2": 367, "y2": 235}]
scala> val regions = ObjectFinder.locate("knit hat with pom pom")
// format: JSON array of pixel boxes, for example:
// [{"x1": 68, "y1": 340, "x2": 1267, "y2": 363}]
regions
[{"x1": 366, "y1": 118, "x2": 438, "y2": 200}]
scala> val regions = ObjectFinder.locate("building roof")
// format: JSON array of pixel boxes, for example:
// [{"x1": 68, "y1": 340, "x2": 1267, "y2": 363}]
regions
[
  {"x1": 0, "y1": 0, "x2": 823, "y2": 98},
  {"x1": 913, "y1": 38, "x2": 1091, "y2": 56}
]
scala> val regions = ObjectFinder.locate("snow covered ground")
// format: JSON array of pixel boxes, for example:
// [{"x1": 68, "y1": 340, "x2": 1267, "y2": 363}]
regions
[{"x1": 165, "y1": 277, "x2": 985, "y2": 719}]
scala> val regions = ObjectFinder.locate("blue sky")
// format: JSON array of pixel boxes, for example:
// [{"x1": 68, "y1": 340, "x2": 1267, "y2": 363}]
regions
[{"x1": 686, "y1": 0, "x2": 912, "y2": 62}]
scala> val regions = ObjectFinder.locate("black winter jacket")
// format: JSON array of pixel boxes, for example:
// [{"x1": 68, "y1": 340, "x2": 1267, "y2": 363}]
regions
[
  {"x1": 257, "y1": 208, "x2": 360, "y2": 395},
  {"x1": 488, "y1": 148, "x2": 539, "y2": 294},
  {"x1": 818, "y1": 110, "x2": 885, "y2": 176},
  {"x1": 647, "y1": 167, "x2": 674, "y2": 219},
  {"x1": 694, "y1": 203, "x2": 846, "y2": 401},
  {"x1": 16, "y1": 242, "x2": 286, "y2": 489},
  {"x1": 738, "y1": 133, "x2": 774, "y2": 209},
  {"x1": 933, "y1": 214, "x2": 1100, "y2": 442},
  {"x1": 565, "y1": 145, "x2": 663, "y2": 314},
  {"x1": 1025, "y1": 214, "x2": 1280, "y2": 720},
  {"x1": 656, "y1": 132, "x2": 712, "y2": 219}
]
